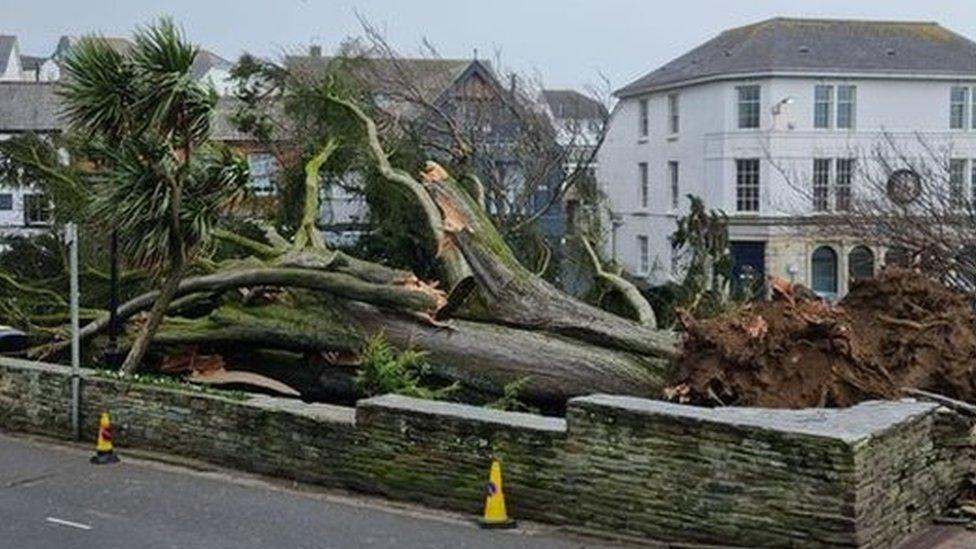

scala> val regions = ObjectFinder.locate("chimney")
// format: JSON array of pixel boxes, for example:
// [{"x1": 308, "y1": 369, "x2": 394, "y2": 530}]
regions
[
  {"x1": 309, "y1": 45, "x2": 322, "y2": 57},
  {"x1": 510, "y1": 74, "x2": 517, "y2": 94}
]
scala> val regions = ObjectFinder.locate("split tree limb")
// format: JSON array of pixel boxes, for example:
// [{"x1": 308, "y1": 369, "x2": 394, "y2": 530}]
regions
[
  {"x1": 580, "y1": 236, "x2": 657, "y2": 328},
  {"x1": 325, "y1": 94, "x2": 474, "y2": 309},
  {"x1": 421, "y1": 164, "x2": 678, "y2": 359}
]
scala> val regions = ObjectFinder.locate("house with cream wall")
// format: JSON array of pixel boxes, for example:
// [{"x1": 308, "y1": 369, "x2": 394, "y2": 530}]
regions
[{"x1": 599, "y1": 17, "x2": 976, "y2": 298}]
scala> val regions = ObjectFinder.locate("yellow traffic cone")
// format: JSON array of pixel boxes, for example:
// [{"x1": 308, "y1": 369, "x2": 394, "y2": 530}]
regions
[
  {"x1": 478, "y1": 459, "x2": 516, "y2": 529},
  {"x1": 90, "y1": 412, "x2": 120, "y2": 465}
]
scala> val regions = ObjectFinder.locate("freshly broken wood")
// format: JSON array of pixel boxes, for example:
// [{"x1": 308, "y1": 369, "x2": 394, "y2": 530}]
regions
[
  {"x1": 422, "y1": 166, "x2": 678, "y2": 359},
  {"x1": 327, "y1": 94, "x2": 474, "y2": 309},
  {"x1": 190, "y1": 367, "x2": 302, "y2": 397}
]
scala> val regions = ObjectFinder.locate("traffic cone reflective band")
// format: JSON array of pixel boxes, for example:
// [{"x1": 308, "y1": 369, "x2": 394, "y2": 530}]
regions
[
  {"x1": 478, "y1": 459, "x2": 516, "y2": 529},
  {"x1": 90, "y1": 412, "x2": 120, "y2": 465}
]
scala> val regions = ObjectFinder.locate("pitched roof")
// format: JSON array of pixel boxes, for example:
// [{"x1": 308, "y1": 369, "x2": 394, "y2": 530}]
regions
[
  {"x1": 19, "y1": 55, "x2": 46, "y2": 71},
  {"x1": 0, "y1": 36, "x2": 17, "y2": 75},
  {"x1": 285, "y1": 53, "x2": 473, "y2": 97},
  {"x1": 540, "y1": 89, "x2": 608, "y2": 119},
  {"x1": 617, "y1": 18, "x2": 976, "y2": 97},
  {"x1": 191, "y1": 49, "x2": 233, "y2": 79},
  {"x1": 0, "y1": 82, "x2": 63, "y2": 132},
  {"x1": 52, "y1": 35, "x2": 135, "y2": 60}
]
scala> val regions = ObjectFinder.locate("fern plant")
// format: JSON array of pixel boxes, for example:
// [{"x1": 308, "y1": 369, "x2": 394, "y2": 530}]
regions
[{"x1": 354, "y1": 334, "x2": 457, "y2": 400}]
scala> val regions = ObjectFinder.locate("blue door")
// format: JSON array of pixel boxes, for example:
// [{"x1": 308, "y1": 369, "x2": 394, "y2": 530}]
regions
[{"x1": 730, "y1": 241, "x2": 765, "y2": 297}]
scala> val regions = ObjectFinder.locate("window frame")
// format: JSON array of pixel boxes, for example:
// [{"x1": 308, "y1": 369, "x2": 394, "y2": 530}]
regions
[
  {"x1": 812, "y1": 158, "x2": 831, "y2": 212},
  {"x1": 950, "y1": 158, "x2": 967, "y2": 207},
  {"x1": 638, "y1": 162, "x2": 649, "y2": 209},
  {"x1": 836, "y1": 85, "x2": 856, "y2": 130},
  {"x1": 668, "y1": 161, "x2": 679, "y2": 209},
  {"x1": 637, "y1": 235, "x2": 650, "y2": 274},
  {"x1": 814, "y1": 85, "x2": 834, "y2": 129},
  {"x1": 638, "y1": 98, "x2": 649, "y2": 138},
  {"x1": 951, "y1": 86, "x2": 969, "y2": 130},
  {"x1": 811, "y1": 245, "x2": 839, "y2": 296},
  {"x1": 735, "y1": 158, "x2": 760, "y2": 213},
  {"x1": 667, "y1": 93, "x2": 679, "y2": 135},
  {"x1": 835, "y1": 158, "x2": 855, "y2": 211},
  {"x1": 848, "y1": 245, "x2": 875, "y2": 281},
  {"x1": 736, "y1": 85, "x2": 761, "y2": 129},
  {"x1": 246, "y1": 152, "x2": 280, "y2": 197},
  {"x1": 0, "y1": 193, "x2": 13, "y2": 211},
  {"x1": 23, "y1": 193, "x2": 52, "y2": 227}
]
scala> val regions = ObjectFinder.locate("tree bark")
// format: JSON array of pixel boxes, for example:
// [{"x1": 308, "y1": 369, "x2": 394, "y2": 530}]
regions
[
  {"x1": 120, "y1": 258, "x2": 185, "y2": 373},
  {"x1": 422, "y1": 167, "x2": 678, "y2": 359},
  {"x1": 580, "y1": 236, "x2": 657, "y2": 328},
  {"x1": 153, "y1": 300, "x2": 670, "y2": 403}
]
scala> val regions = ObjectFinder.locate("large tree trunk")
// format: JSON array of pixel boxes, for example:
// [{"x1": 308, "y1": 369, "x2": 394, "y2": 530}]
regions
[
  {"x1": 421, "y1": 167, "x2": 678, "y2": 359},
  {"x1": 153, "y1": 299, "x2": 669, "y2": 403}
]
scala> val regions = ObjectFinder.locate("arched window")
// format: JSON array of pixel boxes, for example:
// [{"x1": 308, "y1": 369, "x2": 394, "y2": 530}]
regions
[
  {"x1": 848, "y1": 246, "x2": 875, "y2": 281},
  {"x1": 811, "y1": 246, "x2": 838, "y2": 295}
]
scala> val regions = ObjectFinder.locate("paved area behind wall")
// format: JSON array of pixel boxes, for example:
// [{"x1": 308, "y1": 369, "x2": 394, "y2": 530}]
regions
[{"x1": 0, "y1": 433, "x2": 618, "y2": 549}]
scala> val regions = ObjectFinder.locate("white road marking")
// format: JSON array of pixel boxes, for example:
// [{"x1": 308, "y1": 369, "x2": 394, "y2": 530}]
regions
[{"x1": 45, "y1": 517, "x2": 92, "y2": 530}]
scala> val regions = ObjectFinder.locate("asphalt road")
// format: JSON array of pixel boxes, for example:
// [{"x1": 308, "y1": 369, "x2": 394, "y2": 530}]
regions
[{"x1": 0, "y1": 433, "x2": 618, "y2": 549}]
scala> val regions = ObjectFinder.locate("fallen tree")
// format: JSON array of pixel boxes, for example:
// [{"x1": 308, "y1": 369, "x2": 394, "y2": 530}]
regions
[
  {"x1": 2, "y1": 21, "x2": 678, "y2": 405},
  {"x1": 13, "y1": 94, "x2": 677, "y2": 406}
]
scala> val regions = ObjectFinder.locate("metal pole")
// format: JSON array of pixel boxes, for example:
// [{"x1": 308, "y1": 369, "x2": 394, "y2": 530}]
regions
[
  {"x1": 68, "y1": 222, "x2": 80, "y2": 441},
  {"x1": 107, "y1": 229, "x2": 120, "y2": 369}
]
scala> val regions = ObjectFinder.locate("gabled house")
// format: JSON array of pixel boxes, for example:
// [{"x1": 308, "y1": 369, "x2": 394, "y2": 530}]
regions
[
  {"x1": 599, "y1": 17, "x2": 976, "y2": 298},
  {"x1": 0, "y1": 82, "x2": 61, "y2": 233},
  {"x1": 265, "y1": 48, "x2": 566, "y2": 248},
  {"x1": 0, "y1": 34, "x2": 236, "y2": 236}
]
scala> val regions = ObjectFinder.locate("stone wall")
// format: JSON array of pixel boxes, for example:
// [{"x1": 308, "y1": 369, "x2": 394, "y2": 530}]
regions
[{"x1": 0, "y1": 357, "x2": 970, "y2": 548}]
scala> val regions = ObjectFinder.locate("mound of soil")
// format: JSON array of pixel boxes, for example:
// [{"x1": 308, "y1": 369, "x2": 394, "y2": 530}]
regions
[{"x1": 671, "y1": 268, "x2": 976, "y2": 408}]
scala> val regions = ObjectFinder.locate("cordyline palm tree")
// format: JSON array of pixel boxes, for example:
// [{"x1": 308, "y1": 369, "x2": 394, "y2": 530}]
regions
[{"x1": 58, "y1": 19, "x2": 247, "y2": 373}]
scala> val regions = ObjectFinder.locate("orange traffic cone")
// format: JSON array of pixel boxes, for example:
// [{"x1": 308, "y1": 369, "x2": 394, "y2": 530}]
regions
[
  {"x1": 90, "y1": 412, "x2": 120, "y2": 465},
  {"x1": 478, "y1": 459, "x2": 516, "y2": 529}
]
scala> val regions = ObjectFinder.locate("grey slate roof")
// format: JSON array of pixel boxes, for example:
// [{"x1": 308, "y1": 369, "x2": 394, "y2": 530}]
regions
[
  {"x1": 191, "y1": 49, "x2": 233, "y2": 80},
  {"x1": 0, "y1": 36, "x2": 16, "y2": 75},
  {"x1": 617, "y1": 18, "x2": 976, "y2": 97},
  {"x1": 541, "y1": 89, "x2": 608, "y2": 119},
  {"x1": 285, "y1": 54, "x2": 473, "y2": 96},
  {"x1": 19, "y1": 55, "x2": 46, "y2": 71},
  {"x1": 0, "y1": 82, "x2": 63, "y2": 132}
]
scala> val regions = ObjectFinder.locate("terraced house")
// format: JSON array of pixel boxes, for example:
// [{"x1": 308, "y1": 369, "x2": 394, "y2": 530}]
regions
[{"x1": 599, "y1": 17, "x2": 976, "y2": 298}]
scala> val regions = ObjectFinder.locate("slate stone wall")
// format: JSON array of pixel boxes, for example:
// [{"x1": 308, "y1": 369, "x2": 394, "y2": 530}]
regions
[{"x1": 0, "y1": 357, "x2": 969, "y2": 548}]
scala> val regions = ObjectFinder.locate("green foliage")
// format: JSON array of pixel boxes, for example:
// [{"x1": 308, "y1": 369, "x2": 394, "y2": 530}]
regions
[
  {"x1": 229, "y1": 54, "x2": 442, "y2": 277},
  {"x1": 87, "y1": 140, "x2": 248, "y2": 267},
  {"x1": 354, "y1": 333, "x2": 457, "y2": 400},
  {"x1": 56, "y1": 19, "x2": 248, "y2": 271},
  {"x1": 656, "y1": 195, "x2": 738, "y2": 327},
  {"x1": 485, "y1": 376, "x2": 538, "y2": 413}
]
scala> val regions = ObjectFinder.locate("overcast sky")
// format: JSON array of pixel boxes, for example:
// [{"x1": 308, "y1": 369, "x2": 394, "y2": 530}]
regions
[{"x1": 8, "y1": 1, "x2": 976, "y2": 92}]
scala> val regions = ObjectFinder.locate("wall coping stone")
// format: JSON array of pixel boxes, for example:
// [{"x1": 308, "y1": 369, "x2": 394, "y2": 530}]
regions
[
  {"x1": 0, "y1": 355, "x2": 94, "y2": 376},
  {"x1": 357, "y1": 394, "x2": 567, "y2": 433},
  {"x1": 570, "y1": 394, "x2": 937, "y2": 443}
]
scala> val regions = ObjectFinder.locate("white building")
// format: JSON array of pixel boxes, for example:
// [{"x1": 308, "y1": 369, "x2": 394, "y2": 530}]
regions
[
  {"x1": 0, "y1": 83, "x2": 59, "y2": 235},
  {"x1": 599, "y1": 18, "x2": 976, "y2": 297}
]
